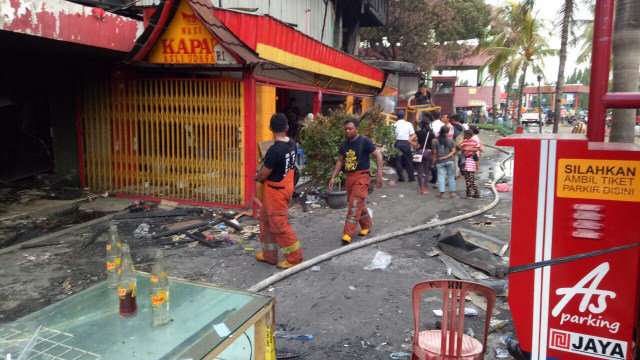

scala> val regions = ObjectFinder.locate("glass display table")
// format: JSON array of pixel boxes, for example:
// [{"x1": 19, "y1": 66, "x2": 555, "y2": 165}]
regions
[{"x1": 2, "y1": 274, "x2": 274, "y2": 360}]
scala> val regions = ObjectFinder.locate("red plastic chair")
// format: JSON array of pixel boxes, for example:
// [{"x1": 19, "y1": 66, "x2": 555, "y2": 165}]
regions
[{"x1": 411, "y1": 280, "x2": 496, "y2": 360}]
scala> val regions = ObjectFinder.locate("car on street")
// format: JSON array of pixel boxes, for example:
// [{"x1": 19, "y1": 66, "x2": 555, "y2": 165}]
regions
[{"x1": 521, "y1": 112, "x2": 541, "y2": 126}]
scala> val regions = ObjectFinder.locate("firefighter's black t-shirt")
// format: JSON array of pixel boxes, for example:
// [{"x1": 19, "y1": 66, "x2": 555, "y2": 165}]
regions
[
  {"x1": 339, "y1": 135, "x2": 376, "y2": 172},
  {"x1": 263, "y1": 139, "x2": 297, "y2": 182}
]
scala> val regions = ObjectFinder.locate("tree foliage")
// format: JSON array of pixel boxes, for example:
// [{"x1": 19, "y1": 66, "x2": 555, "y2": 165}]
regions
[
  {"x1": 299, "y1": 106, "x2": 399, "y2": 188},
  {"x1": 359, "y1": 0, "x2": 491, "y2": 71},
  {"x1": 480, "y1": 1, "x2": 555, "y2": 123},
  {"x1": 566, "y1": 67, "x2": 590, "y2": 84}
]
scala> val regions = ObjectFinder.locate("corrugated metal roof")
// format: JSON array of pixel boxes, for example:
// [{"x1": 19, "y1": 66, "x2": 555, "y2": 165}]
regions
[
  {"x1": 190, "y1": 0, "x2": 262, "y2": 64},
  {"x1": 220, "y1": 0, "x2": 334, "y2": 46},
  {"x1": 254, "y1": 62, "x2": 379, "y2": 95},
  {"x1": 214, "y1": 9, "x2": 384, "y2": 88},
  {"x1": 135, "y1": 0, "x2": 335, "y2": 46}
]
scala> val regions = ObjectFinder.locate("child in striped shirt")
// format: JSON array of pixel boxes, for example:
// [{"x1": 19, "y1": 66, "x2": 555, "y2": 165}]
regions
[
  {"x1": 460, "y1": 130, "x2": 481, "y2": 198},
  {"x1": 471, "y1": 126, "x2": 483, "y2": 172}
]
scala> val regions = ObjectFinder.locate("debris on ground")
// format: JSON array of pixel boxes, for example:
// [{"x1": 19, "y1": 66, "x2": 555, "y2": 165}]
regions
[
  {"x1": 494, "y1": 183, "x2": 512, "y2": 192},
  {"x1": 425, "y1": 249, "x2": 440, "y2": 257},
  {"x1": 489, "y1": 319, "x2": 510, "y2": 333},
  {"x1": 466, "y1": 293, "x2": 491, "y2": 313},
  {"x1": 493, "y1": 348, "x2": 511, "y2": 359},
  {"x1": 274, "y1": 331, "x2": 313, "y2": 340},
  {"x1": 133, "y1": 223, "x2": 150, "y2": 238},
  {"x1": 168, "y1": 219, "x2": 204, "y2": 230},
  {"x1": 114, "y1": 208, "x2": 202, "y2": 220},
  {"x1": 438, "y1": 253, "x2": 471, "y2": 279},
  {"x1": 157, "y1": 200, "x2": 179, "y2": 210},
  {"x1": 390, "y1": 352, "x2": 411, "y2": 359},
  {"x1": 364, "y1": 251, "x2": 392, "y2": 270},
  {"x1": 437, "y1": 228, "x2": 508, "y2": 277},
  {"x1": 128, "y1": 200, "x2": 151, "y2": 213},
  {"x1": 432, "y1": 308, "x2": 478, "y2": 317},
  {"x1": 471, "y1": 220, "x2": 493, "y2": 227},
  {"x1": 439, "y1": 228, "x2": 508, "y2": 256}
]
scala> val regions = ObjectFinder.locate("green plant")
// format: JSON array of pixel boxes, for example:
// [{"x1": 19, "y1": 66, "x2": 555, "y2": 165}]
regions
[
  {"x1": 475, "y1": 123, "x2": 515, "y2": 136},
  {"x1": 299, "y1": 106, "x2": 398, "y2": 188}
]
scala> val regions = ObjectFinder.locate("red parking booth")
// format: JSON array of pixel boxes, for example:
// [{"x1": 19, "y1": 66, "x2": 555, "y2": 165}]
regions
[{"x1": 497, "y1": 133, "x2": 640, "y2": 360}]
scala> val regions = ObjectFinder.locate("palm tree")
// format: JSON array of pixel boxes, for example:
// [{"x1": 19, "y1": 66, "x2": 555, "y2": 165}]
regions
[
  {"x1": 484, "y1": 1, "x2": 555, "y2": 125},
  {"x1": 477, "y1": 11, "x2": 512, "y2": 123},
  {"x1": 572, "y1": 2, "x2": 595, "y2": 65},
  {"x1": 552, "y1": 0, "x2": 574, "y2": 134},
  {"x1": 610, "y1": 0, "x2": 640, "y2": 143},
  {"x1": 554, "y1": 1, "x2": 598, "y2": 133}
]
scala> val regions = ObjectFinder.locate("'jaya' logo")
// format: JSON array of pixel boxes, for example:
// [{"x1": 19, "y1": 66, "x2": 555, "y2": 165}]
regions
[{"x1": 549, "y1": 329, "x2": 626, "y2": 360}]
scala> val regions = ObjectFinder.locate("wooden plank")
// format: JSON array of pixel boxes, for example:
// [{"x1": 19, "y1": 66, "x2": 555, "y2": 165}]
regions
[
  {"x1": 254, "y1": 315, "x2": 267, "y2": 360},
  {"x1": 203, "y1": 304, "x2": 273, "y2": 360},
  {"x1": 438, "y1": 253, "x2": 471, "y2": 280}
]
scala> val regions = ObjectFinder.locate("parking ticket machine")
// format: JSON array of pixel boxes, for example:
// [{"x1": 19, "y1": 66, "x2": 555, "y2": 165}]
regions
[
  {"x1": 497, "y1": 134, "x2": 640, "y2": 360},
  {"x1": 497, "y1": 1, "x2": 640, "y2": 358}
]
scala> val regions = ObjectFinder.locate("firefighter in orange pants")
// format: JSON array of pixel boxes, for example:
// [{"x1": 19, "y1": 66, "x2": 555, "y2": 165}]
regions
[
  {"x1": 255, "y1": 113, "x2": 303, "y2": 269},
  {"x1": 329, "y1": 117, "x2": 383, "y2": 244}
]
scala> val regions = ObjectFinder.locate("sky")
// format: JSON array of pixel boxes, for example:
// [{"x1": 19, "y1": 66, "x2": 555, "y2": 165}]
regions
[{"x1": 446, "y1": 0, "x2": 594, "y2": 87}]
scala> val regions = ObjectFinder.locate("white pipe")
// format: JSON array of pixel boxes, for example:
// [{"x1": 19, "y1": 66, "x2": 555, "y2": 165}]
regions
[{"x1": 248, "y1": 147, "x2": 513, "y2": 292}]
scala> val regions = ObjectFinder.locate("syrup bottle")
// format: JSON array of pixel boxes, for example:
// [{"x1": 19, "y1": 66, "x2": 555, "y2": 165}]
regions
[
  {"x1": 118, "y1": 244, "x2": 137, "y2": 317},
  {"x1": 105, "y1": 224, "x2": 121, "y2": 288},
  {"x1": 150, "y1": 249, "x2": 170, "y2": 326}
]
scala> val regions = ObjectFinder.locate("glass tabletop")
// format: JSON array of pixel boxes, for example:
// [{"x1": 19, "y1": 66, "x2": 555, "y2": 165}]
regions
[{"x1": 10, "y1": 274, "x2": 272, "y2": 360}]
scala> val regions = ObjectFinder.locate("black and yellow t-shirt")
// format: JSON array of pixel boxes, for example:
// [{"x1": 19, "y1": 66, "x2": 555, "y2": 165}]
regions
[
  {"x1": 263, "y1": 139, "x2": 297, "y2": 182},
  {"x1": 339, "y1": 136, "x2": 376, "y2": 172}
]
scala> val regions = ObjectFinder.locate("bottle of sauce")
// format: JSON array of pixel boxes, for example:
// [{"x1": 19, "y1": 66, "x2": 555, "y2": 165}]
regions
[
  {"x1": 150, "y1": 249, "x2": 170, "y2": 326},
  {"x1": 118, "y1": 244, "x2": 137, "y2": 317},
  {"x1": 105, "y1": 223, "x2": 121, "y2": 288}
]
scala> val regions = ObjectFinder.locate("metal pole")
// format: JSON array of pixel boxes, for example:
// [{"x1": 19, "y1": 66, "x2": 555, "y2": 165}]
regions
[
  {"x1": 512, "y1": 91, "x2": 517, "y2": 129},
  {"x1": 538, "y1": 75, "x2": 543, "y2": 133},
  {"x1": 586, "y1": 0, "x2": 615, "y2": 142}
]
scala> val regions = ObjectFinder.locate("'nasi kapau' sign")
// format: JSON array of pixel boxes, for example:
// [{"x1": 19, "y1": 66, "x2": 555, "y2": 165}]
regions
[
  {"x1": 148, "y1": 0, "x2": 236, "y2": 65},
  {"x1": 556, "y1": 159, "x2": 640, "y2": 202}
]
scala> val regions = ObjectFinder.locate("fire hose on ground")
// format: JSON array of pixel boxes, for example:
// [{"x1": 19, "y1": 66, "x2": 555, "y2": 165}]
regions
[{"x1": 248, "y1": 145, "x2": 514, "y2": 292}]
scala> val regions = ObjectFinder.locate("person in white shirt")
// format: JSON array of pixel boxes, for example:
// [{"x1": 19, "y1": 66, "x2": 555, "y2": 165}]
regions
[
  {"x1": 393, "y1": 110, "x2": 418, "y2": 182},
  {"x1": 431, "y1": 110, "x2": 444, "y2": 136}
]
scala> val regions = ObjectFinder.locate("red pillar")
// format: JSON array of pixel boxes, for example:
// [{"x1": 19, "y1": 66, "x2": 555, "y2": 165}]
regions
[
  {"x1": 574, "y1": 93, "x2": 579, "y2": 110},
  {"x1": 587, "y1": 0, "x2": 615, "y2": 142},
  {"x1": 243, "y1": 69, "x2": 257, "y2": 208},
  {"x1": 550, "y1": 94, "x2": 555, "y2": 111},
  {"x1": 313, "y1": 90, "x2": 322, "y2": 115}
]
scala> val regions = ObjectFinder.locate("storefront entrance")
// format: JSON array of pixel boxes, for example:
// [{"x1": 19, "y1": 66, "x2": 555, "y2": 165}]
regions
[{"x1": 81, "y1": 77, "x2": 245, "y2": 206}]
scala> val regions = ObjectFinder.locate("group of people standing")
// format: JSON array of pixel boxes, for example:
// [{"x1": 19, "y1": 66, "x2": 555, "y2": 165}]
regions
[{"x1": 393, "y1": 109, "x2": 483, "y2": 199}]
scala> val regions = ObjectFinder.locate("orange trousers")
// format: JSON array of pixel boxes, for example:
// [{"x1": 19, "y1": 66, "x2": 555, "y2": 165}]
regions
[
  {"x1": 343, "y1": 170, "x2": 373, "y2": 236},
  {"x1": 259, "y1": 170, "x2": 303, "y2": 264}
]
